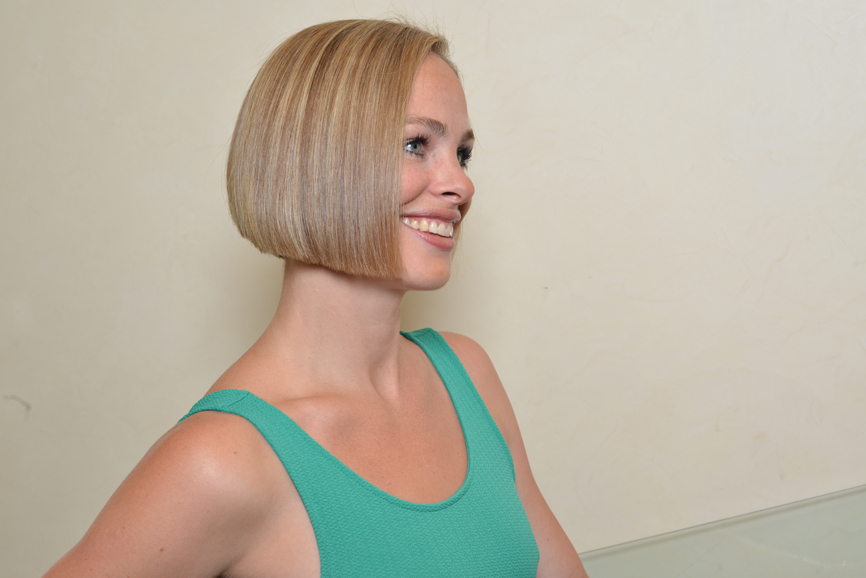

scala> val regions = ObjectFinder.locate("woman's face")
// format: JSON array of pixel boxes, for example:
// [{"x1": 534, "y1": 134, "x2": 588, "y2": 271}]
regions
[{"x1": 398, "y1": 54, "x2": 475, "y2": 290}]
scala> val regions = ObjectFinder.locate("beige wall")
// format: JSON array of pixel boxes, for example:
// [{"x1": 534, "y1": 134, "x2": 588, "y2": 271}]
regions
[{"x1": 2, "y1": 1, "x2": 865, "y2": 575}]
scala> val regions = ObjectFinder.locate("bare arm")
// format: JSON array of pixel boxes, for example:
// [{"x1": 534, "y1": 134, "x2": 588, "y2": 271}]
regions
[
  {"x1": 43, "y1": 412, "x2": 291, "y2": 578},
  {"x1": 442, "y1": 332, "x2": 589, "y2": 578}
]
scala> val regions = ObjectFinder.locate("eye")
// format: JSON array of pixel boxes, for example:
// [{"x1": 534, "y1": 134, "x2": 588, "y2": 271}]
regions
[
  {"x1": 404, "y1": 136, "x2": 428, "y2": 156},
  {"x1": 458, "y1": 146, "x2": 473, "y2": 169}
]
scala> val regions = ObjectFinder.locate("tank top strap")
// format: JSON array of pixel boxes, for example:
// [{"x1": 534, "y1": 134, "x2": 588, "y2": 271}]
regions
[
  {"x1": 179, "y1": 388, "x2": 339, "y2": 491},
  {"x1": 400, "y1": 328, "x2": 515, "y2": 481}
]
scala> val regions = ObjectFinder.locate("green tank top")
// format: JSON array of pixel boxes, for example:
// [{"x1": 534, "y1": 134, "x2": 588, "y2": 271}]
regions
[{"x1": 180, "y1": 328, "x2": 540, "y2": 577}]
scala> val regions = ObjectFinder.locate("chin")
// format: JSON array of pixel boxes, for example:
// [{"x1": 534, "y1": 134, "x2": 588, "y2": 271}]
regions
[{"x1": 400, "y1": 262, "x2": 452, "y2": 291}]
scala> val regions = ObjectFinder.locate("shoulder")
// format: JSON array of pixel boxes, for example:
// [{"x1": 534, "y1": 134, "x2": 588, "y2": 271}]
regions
[
  {"x1": 437, "y1": 330, "x2": 490, "y2": 365},
  {"x1": 45, "y1": 410, "x2": 293, "y2": 577},
  {"x1": 153, "y1": 409, "x2": 288, "y2": 505},
  {"x1": 437, "y1": 331, "x2": 498, "y2": 388},
  {"x1": 437, "y1": 331, "x2": 520, "y2": 447},
  {"x1": 438, "y1": 331, "x2": 499, "y2": 386}
]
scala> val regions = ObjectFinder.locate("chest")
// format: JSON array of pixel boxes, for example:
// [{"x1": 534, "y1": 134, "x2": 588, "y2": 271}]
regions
[
  {"x1": 230, "y1": 389, "x2": 537, "y2": 578},
  {"x1": 311, "y1": 392, "x2": 469, "y2": 503}
]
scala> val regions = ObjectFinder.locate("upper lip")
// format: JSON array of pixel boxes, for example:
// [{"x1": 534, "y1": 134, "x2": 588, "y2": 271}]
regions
[{"x1": 399, "y1": 208, "x2": 462, "y2": 224}]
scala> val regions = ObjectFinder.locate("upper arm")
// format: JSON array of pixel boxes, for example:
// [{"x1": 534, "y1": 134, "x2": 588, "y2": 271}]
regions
[
  {"x1": 43, "y1": 412, "x2": 279, "y2": 578},
  {"x1": 440, "y1": 332, "x2": 588, "y2": 578}
]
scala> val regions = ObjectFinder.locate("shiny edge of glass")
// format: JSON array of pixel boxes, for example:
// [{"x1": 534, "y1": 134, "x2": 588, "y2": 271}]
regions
[{"x1": 580, "y1": 484, "x2": 866, "y2": 577}]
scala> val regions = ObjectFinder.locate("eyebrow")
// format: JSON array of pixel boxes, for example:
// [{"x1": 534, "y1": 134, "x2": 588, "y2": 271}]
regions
[{"x1": 406, "y1": 115, "x2": 475, "y2": 143}]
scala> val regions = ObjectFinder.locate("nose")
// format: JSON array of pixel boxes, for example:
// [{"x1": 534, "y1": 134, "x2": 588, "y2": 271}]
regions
[{"x1": 432, "y1": 155, "x2": 475, "y2": 208}]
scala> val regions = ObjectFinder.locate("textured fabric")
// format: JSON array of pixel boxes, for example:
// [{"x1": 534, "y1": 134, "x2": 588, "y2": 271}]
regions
[{"x1": 180, "y1": 328, "x2": 539, "y2": 577}]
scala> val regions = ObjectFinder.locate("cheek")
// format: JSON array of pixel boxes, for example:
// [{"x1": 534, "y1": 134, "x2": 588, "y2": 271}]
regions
[{"x1": 399, "y1": 166, "x2": 424, "y2": 204}]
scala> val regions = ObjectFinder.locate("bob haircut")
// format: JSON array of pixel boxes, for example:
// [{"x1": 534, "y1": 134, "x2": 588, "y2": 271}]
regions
[{"x1": 227, "y1": 19, "x2": 456, "y2": 278}]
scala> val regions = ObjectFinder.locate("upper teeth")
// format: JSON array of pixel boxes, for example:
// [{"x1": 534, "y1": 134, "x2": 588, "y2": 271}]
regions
[{"x1": 402, "y1": 217, "x2": 454, "y2": 238}]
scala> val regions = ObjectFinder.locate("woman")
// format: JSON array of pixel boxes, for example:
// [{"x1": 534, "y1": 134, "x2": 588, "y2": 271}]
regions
[{"x1": 45, "y1": 19, "x2": 588, "y2": 577}]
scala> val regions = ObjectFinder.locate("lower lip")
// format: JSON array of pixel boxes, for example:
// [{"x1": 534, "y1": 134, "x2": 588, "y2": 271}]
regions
[{"x1": 403, "y1": 224, "x2": 456, "y2": 251}]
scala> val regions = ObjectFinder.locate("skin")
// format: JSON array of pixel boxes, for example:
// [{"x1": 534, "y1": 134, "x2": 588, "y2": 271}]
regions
[{"x1": 44, "y1": 54, "x2": 588, "y2": 578}]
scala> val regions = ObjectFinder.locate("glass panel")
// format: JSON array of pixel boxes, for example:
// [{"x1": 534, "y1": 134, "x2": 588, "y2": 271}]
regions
[{"x1": 580, "y1": 484, "x2": 866, "y2": 577}]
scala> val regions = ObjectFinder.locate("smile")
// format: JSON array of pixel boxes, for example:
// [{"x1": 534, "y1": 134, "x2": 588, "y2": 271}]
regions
[{"x1": 401, "y1": 217, "x2": 454, "y2": 238}]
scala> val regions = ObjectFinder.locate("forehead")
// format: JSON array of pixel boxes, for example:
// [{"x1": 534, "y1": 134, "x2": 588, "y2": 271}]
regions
[{"x1": 406, "y1": 54, "x2": 469, "y2": 121}]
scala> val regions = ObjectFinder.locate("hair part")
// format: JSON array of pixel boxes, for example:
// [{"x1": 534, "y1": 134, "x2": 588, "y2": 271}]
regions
[{"x1": 226, "y1": 19, "x2": 455, "y2": 277}]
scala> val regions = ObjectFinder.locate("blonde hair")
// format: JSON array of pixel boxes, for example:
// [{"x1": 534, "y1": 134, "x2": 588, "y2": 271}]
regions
[{"x1": 227, "y1": 19, "x2": 455, "y2": 277}]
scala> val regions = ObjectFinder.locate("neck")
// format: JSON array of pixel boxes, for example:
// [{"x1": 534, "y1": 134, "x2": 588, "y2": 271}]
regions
[{"x1": 258, "y1": 260, "x2": 408, "y2": 395}]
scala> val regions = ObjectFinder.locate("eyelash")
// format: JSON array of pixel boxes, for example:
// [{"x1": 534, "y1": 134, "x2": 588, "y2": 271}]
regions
[
  {"x1": 457, "y1": 146, "x2": 473, "y2": 169},
  {"x1": 404, "y1": 135, "x2": 473, "y2": 169}
]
